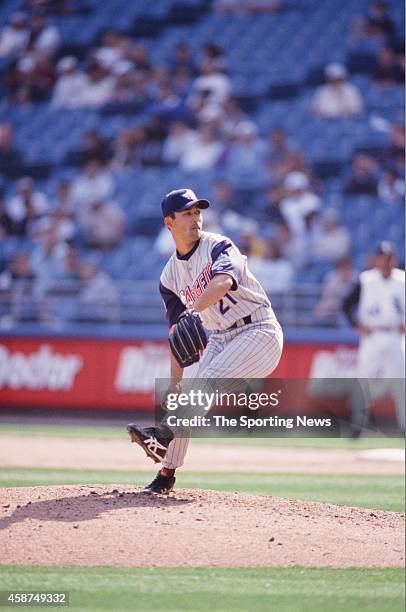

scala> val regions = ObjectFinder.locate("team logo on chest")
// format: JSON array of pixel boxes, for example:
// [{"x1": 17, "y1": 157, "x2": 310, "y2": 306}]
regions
[{"x1": 181, "y1": 262, "x2": 212, "y2": 305}]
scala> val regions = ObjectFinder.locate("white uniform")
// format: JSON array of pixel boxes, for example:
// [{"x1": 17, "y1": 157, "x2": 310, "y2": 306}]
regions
[
  {"x1": 356, "y1": 268, "x2": 405, "y2": 431},
  {"x1": 159, "y1": 231, "x2": 283, "y2": 468}
]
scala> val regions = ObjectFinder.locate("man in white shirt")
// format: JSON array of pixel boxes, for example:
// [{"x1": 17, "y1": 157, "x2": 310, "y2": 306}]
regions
[
  {"x1": 311, "y1": 63, "x2": 364, "y2": 118},
  {"x1": 248, "y1": 241, "x2": 295, "y2": 293},
  {"x1": 0, "y1": 12, "x2": 29, "y2": 57},
  {"x1": 71, "y1": 161, "x2": 115, "y2": 207},
  {"x1": 311, "y1": 209, "x2": 351, "y2": 262},
  {"x1": 74, "y1": 61, "x2": 116, "y2": 108},
  {"x1": 79, "y1": 198, "x2": 127, "y2": 249},
  {"x1": 280, "y1": 172, "x2": 321, "y2": 240},
  {"x1": 179, "y1": 124, "x2": 223, "y2": 172},
  {"x1": 188, "y1": 59, "x2": 231, "y2": 110},
  {"x1": 51, "y1": 56, "x2": 88, "y2": 109},
  {"x1": 6, "y1": 177, "x2": 49, "y2": 234},
  {"x1": 162, "y1": 121, "x2": 199, "y2": 164},
  {"x1": 29, "y1": 13, "x2": 61, "y2": 55}
]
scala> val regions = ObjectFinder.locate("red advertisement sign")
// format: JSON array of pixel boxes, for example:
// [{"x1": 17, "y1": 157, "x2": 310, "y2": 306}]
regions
[{"x1": 0, "y1": 337, "x2": 357, "y2": 411}]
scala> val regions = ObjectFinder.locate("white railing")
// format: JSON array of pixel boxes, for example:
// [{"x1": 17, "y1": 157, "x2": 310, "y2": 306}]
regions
[{"x1": 0, "y1": 280, "x2": 325, "y2": 329}]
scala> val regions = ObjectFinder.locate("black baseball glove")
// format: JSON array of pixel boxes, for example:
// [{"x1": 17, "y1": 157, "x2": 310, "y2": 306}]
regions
[{"x1": 169, "y1": 309, "x2": 208, "y2": 368}]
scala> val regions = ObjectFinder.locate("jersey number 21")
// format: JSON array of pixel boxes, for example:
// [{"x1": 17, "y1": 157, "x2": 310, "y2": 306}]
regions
[{"x1": 219, "y1": 293, "x2": 237, "y2": 315}]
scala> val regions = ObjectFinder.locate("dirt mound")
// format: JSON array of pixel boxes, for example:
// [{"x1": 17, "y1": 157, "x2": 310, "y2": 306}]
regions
[{"x1": 0, "y1": 486, "x2": 404, "y2": 568}]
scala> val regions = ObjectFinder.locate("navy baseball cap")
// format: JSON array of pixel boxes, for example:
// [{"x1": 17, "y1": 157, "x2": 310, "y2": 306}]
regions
[
  {"x1": 161, "y1": 188, "x2": 210, "y2": 217},
  {"x1": 376, "y1": 241, "x2": 395, "y2": 256}
]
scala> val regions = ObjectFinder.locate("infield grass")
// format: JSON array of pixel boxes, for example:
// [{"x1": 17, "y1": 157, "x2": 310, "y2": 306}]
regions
[
  {"x1": 0, "y1": 468, "x2": 403, "y2": 511},
  {"x1": 0, "y1": 566, "x2": 404, "y2": 611},
  {"x1": 0, "y1": 423, "x2": 404, "y2": 449}
]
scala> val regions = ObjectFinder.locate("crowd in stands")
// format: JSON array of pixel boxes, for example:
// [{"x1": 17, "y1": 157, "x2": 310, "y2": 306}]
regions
[{"x1": 0, "y1": 0, "x2": 404, "y2": 327}]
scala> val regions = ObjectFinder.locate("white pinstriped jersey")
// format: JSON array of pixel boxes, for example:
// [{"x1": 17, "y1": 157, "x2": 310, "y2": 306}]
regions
[
  {"x1": 160, "y1": 231, "x2": 276, "y2": 331},
  {"x1": 358, "y1": 268, "x2": 405, "y2": 328}
]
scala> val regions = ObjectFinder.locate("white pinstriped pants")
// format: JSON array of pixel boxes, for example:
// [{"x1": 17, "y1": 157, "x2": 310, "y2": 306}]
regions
[{"x1": 162, "y1": 310, "x2": 283, "y2": 469}]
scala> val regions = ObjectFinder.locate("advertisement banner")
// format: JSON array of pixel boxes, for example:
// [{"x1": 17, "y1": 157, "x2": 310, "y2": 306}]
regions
[{"x1": 0, "y1": 337, "x2": 358, "y2": 411}]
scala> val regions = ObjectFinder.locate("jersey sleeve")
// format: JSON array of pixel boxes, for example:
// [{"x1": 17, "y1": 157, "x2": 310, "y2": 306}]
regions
[
  {"x1": 210, "y1": 239, "x2": 244, "y2": 291},
  {"x1": 159, "y1": 281, "x2": 186, "y2": 327},
  {"x1": 342, "y1": 281, "x2": 360, "y2": 327}
]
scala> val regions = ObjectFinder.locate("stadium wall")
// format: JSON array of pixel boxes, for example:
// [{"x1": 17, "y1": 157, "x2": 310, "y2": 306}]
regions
[{"x1": 0, "y1": 329, "x2": 359, "y2": 411}]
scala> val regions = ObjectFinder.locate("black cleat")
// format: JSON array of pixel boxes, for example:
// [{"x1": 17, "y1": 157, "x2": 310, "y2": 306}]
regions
[
  {"x1": 143, "y1": 471, "x2": 176, "y2": 494},
  {"x1": 127, "y1": 423, "x2": 174, "y2": 463}
]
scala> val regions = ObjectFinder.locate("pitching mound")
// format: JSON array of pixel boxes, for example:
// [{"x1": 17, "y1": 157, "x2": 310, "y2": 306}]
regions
[{"x1": 1, "y1": 485, "x2": 404, "y2": 568}]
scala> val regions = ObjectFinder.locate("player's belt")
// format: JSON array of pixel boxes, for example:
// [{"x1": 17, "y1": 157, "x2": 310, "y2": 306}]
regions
[
  {"x1": 371, "y1": 326, "x2": 400, "y2": 332},
  {"x1": 226, "y1": 315, "x2": 252, "y2": 331}
]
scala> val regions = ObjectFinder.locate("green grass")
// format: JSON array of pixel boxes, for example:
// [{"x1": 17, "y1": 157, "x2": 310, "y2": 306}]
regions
[
  {"x1": 0, "y1": 566, "x2": 404, "y2": 611},
  {"x1": 0, "y1": 423, "x2": 404, "y2": 449},
  {"x1": 0, "y1": 468, "x2": 403, "y2": 512}
]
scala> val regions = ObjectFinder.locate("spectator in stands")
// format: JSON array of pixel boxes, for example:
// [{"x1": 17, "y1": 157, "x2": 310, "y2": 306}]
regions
[
  {"x1": 200, "y1": 43, "x2": 228, "y2": 73},
  {"x1": 162, "y1": 121, "x2": 198, "y2": 165},
  {"x1": 51, "y1": 56, "x2": 88, "y2": 109},
  {"x1": 172, "y1": 66, "x2": 193, "y2": 99},
  {"x1": 105, "y1": 61, "x2": 142, "y2": 109},
  {"x1": 188, "y1": 58, "x2": 231, "y2": 112},
  {"x1": 373, "y1": 46, "x2": 405, "y2": 86},
  {"x1": 212, "y1": 180, "x2": 243, "y2": 214},
  {"x1": 275, "y1": 222, "x2": 309, "y2": 269},
  {"x1": 257, "y1": 184, "x2": 285, "y2": 225},
  {"x1": 265, "y1": 126, "x2": 307, "y2": 181},
  {"x1": 147, "y1": 81, "x2": 182, "y2": 118},
  {"x1": 315, "y1": 257, "x2": 357, "y2": 325},
  {"x1": 280, "y1": 171, "x2": 321, "y2": 241},
  {"x1": 66, "y1": 130, "x2": 112, "y2": 166},
  {"x1": 79, "y1": 198, "x2": 127, "y2": 250},
  {"x1": 6, "y1": 177, "x2": 49, "y2": 236},
  {"x1": 129, "y1": 42, "x2": 151, "y2": 73},
  {"x1": 71, "y1": 160, "x2": 115, "y2": 206},
  {"x1": 311, "y1": 64, "x2": 364, "y2": 118},
  {"x1": 225, "y1": 120, "x2": 267, "y2": 181},
  {"x1": 13, "y1": 55, "x2": 53, "y2": 103},
  {"x1": 0, "y1": 251, "x2": 36, "y2": 290},
  {"x1": 78, "y1": 261, "x2": 119, "y2": 316},
  {"x1": 57, "y1": 243, "x2": 81, "y2": 281},
  {"x1": 379, "y1": 123, "x2": 405, "y2": 173},
  {"x1": 0, "y1": 187, "x2": 14, "y2": 238},
  {"x1": 26, "y1": 11, "x2": 61, "y2": 55},
  {"x1": 248, "y1": 240, "x2": 294, "y2": 293},
  {"x1": 378, "y1": 167, "x2": 405, "y2": 204},
  {"x1": 168, "y1": 42, "x2": 197, "y2": 77},
  {"x1": 74, "y1": 58, "x2": 115, "y2": 108},
  {"x1": 311, "y1": 209, "x2": 351, "y2": 263},
  {"x1": 179, "y1": 123, "x2": 223, "y2": 172},
  {"x1": 33, "y1": 50, "x2": 56, "y2": 90},
  {"x1": 344, "y1": 153, "x2": 378, "y2": 195},
  {"x1": 30, "y1": 219, "x2": 69, "y2": 282},
  {"x1": 53, "y1": 180, "x2": 75, "y2": 215},
  {"x1": 352, "y1": 0, "x2": 395, "y2": 40},
  {"x1": 221, "y1": 97, "x2": 248, "y2": 138},
  {"x1": 0, "y1": 122, "x2": 23, "y2": 176},
  {"x1": 110, "y1": 127, "x2": 146, "y2": 168},
  {"x1": 0, "y1": 12, "x2": 29, "y2": 58},
  {"x1": 94, "y1": 30, "x2": 128, "y2": 71},
  {"x1": 32, "y1": 205, "x2": 76, "y2": 243}
]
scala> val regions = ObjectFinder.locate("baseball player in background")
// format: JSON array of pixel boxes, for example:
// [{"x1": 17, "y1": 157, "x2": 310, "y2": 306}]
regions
[
  {"x1": 127, "y1": 188, "x2": 283, "y2": 493},
  {"x1": 343, "y1": 241, "x2": 405, "y2": 436}
]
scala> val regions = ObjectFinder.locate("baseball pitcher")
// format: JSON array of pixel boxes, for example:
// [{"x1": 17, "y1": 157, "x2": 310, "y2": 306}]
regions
[{"x1": 127, "y1": 188, "x2": 283, "y2": 493}]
